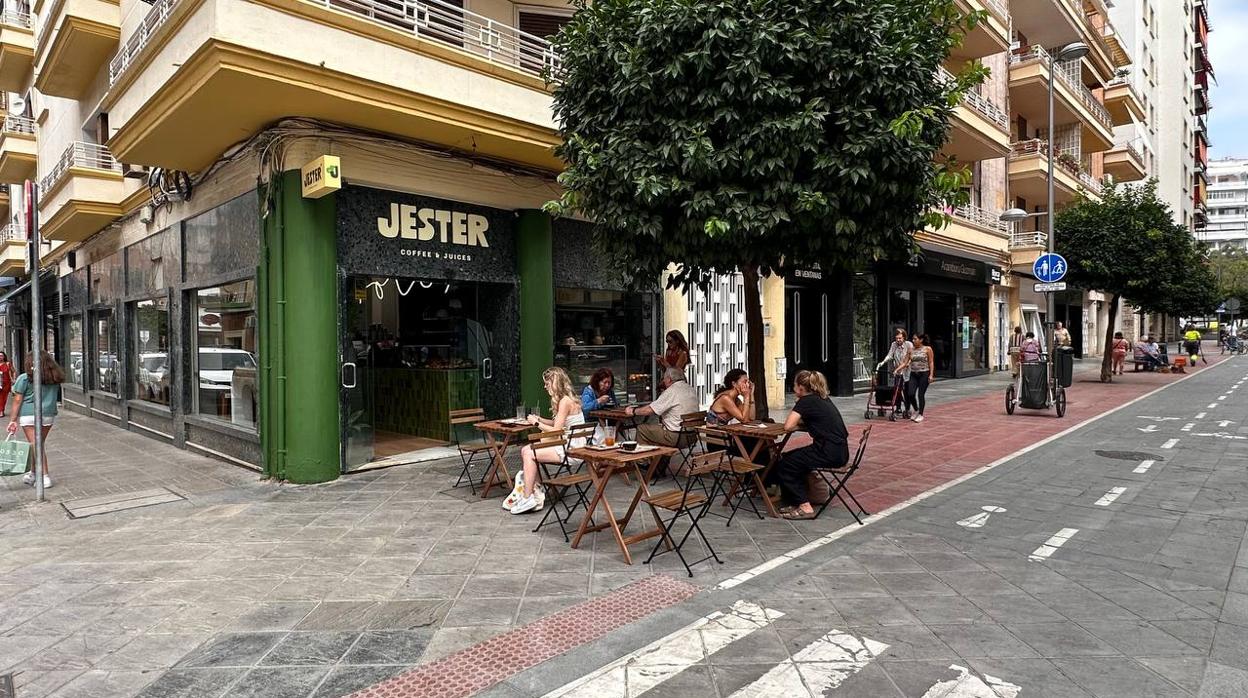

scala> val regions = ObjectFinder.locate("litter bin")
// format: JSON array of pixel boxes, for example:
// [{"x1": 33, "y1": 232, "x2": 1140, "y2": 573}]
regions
[{"x1": 1055, "y1": 346, "x2": 1074, "y2": 388}]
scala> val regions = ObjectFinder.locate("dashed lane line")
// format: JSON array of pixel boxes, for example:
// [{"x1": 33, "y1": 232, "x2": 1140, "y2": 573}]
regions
[
  {"x1": 1133, "y1": 460, "x2": 1156, "y2": 474},
  {"x1": 1094, "y1": 487, "x2": 1127, "y2": 506},
  {"x1": 1029, "y1": 528, "x2": 1079, "y2": 562},
  {"x1": 1162, "y1": 438, "x2": 1180, "y2": 449}
]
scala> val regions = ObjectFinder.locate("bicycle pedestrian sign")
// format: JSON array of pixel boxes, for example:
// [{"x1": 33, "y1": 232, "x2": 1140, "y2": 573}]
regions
[{"x1": 1033, "y1": 253, "x2": 1068, "y2": 283}]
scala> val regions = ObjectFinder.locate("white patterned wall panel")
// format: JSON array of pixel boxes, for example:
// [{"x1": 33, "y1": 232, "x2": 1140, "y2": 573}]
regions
[{"x1": 686, "y1": 273, "x2": 748, "y2": 408}]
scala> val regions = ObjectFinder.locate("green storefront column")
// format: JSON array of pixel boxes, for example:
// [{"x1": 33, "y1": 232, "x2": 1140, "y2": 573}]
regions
[
  {"x1": 516, "y1": 210, "x2": 554, "y2": 412},
  {"x1": 259, "y1": 171, "x2": 340, "y2": 483}
]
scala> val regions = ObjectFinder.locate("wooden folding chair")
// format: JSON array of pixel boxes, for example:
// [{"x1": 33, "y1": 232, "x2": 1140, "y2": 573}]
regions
[
  {"x1": 642, "y1": 451, "x2": 727, "y2": 576},
  {"x1": 811, "y1": 425, "x2": 872, "y2": 524},
  {"x1": 675, "y1": 411, "x2": 707, "y2": 467},
  {"x1": 449, "y1": 408, "x2": 491, "y2": 493},
  {"x1": 700, "y1": 427, "x2": 766, "y2": 526},
  {"x1": 560, "y1": 423, "x2": 598, "y2": 477}
]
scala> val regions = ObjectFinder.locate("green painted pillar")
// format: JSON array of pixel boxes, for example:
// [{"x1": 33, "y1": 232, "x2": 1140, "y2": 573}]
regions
[
  {"x1": 516, "y1": 210, "x2": 554, "y2": 413},
  {"x1": 259, "y1": 171, "x2": 340, "y2": 483}
]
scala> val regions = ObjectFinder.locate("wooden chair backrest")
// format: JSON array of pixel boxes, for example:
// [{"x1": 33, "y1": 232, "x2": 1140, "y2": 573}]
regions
[
  {"x1": 567, "y1": 423, "x2": 597, "y2": 442},
  {"x1": 528, "y1": 430, "x2": 567, "y2": 453},
  {"x1": 449, "y1": 407, "x2": 485, "y2": 426},
  {"x1": 686, "y1": 450, "x2": 726, "y2": 477},
  {"x1": 698, "y1": 426, "x2": 731, "y2": 450},
  {"x1": 849, "y1": 425, "x2": 873, "y2": 471},
  {"x1": 679, "y1": 411, "x2": 707, "y2": 430}
]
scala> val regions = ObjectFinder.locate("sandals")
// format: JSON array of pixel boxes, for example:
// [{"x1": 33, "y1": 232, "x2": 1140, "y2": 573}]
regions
[{"x1": 781, "y1": 508, "x2": 817, "y2": 520}]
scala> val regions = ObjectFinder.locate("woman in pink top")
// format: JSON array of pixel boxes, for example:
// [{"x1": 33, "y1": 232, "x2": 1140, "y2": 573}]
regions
[{"x1": 1110, "y1": 331, "x2": 1130, "y2": 375}]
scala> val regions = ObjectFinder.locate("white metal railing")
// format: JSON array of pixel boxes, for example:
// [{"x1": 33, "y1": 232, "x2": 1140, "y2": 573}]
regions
[
  {"x1": 1010, "y1": 230, "x2": 1048, "y2": 248},
  {"x1": 1010, "y1": 45, "x2": 1114, "y2": 131},
  {"x1": 981, "y1": 0, "x2": 1009, "y2": 21},
  {"x1": 951, "y1": 202, "x2": 1010, "y2": 234},
  {"x1": 1110, "y1": 141, "x2": 1143, "y2": 163},
  {"x1": 2, "y1": 221, "x2": 26, "y2": 241},
  {"x1": 938, "y1": 67, "x2": 1008, "y2": 130},
  {"x1": 0, "y1": 8, "x2": 31, "y2": 29},
  {"x1": 110, "y1": 0, "x2": 560, "y2": 86},
  {"x1": 1079, "y1": 170, "x2": 1103, "y2": 195},
  {"x1": 1, "y1": 114, "x2": 34, "y2": 135},
  {"x1": 39, "y1": 142, "x2": 119, "y2": 193}
]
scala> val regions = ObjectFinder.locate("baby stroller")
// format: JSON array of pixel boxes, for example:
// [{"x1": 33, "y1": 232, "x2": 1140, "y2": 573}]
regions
[
  {"x1": 865, "y1": 364, "x2": 906, "y2": 421},
  {"x1": 1227, "y1": 335, "x2": 1245, "y2": 355}
]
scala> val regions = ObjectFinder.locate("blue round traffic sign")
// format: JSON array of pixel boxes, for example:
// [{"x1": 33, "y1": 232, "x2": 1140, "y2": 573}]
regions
[{"x1": 1033, "y1": 253, "x2": 1068, "y2": 283}]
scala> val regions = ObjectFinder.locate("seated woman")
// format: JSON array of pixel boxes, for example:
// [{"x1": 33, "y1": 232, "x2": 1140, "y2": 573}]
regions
[
  {"x1": 580, "y1": 367, "x2": 617, "y2": 418},
  {"x1": 706, "y1": 369, "x2": 760, "y2": 459},
  {"x1": 768, "y1": 370, "x2": 849, "y2": 520},
  {"x1": 507, "y1": 367, "x2": 585, "y2": 515}
]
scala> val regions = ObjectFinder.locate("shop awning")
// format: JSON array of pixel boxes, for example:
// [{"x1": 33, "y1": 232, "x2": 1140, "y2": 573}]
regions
[{"x1": 0, "y1": 270, "x2": 54, "y2": 305}]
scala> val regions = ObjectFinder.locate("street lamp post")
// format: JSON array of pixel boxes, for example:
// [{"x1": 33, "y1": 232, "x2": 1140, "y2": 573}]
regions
[{"x1": 1002, "y1": 41, "x2": 1089, "y2": 366}]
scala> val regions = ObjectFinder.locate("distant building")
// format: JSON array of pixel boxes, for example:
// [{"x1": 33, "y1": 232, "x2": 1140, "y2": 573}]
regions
[{"x1": 1206, "y1": 158, "x2": 1248, "y2": 251}]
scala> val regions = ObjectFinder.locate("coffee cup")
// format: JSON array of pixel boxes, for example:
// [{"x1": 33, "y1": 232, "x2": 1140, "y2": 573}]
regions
[{"x1": 620, "y1": 441, "x2": 638, "y2": 452}]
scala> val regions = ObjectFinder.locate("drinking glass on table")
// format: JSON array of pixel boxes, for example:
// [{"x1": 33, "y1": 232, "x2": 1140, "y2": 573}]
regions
[
  {"x1": 515, "y1": 405, "x2": 526, "y2": 421},
  {"x1": 604, "y1": 425, "x2": 617, "y2": 447}
]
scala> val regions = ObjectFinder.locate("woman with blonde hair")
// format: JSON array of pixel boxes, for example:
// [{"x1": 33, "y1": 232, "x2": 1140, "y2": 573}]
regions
[
  {"x1": 8, "y1": 351, "x2": 65, "y2": 489},
  {"x1": 767, "y1": 370, "x2": 849, "y2": 520},
  {"x1": 507, "y1": 367, "x2": 586, "y2": 515}
]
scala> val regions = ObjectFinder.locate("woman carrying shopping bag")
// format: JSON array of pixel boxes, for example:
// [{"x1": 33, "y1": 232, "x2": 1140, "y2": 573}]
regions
[{"x1": 8, "y1": 351, "x2": 64, "y2": 489}]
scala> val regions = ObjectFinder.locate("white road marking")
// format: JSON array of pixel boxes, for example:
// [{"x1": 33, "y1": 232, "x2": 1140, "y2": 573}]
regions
[
  {"x1": 726, "y1": 628, "x2": 889, "y2": 698},
  {"x1": 1094, "y1": 487, "x2": 1127, "y2": 506},
  {"x1": 1133, "y1": 460, "x2": 1156, "y2": 474},
  {"x1": 1029, "y1": 528, "x2": 1079, "y2": 562},
  {"x1": 920, "y1": 665, "x2": 1022, "y2": 698},
  {"x1": 1218, "y1": 396, "x2": 1227, "y2": 401},
  {"x1": 1136, "y1": 416, "x2": 1179, "y2": 421},
  {"x1": 1181, "y1": 423, "x2": 1194, "y2": 432},
  {"x1": 714, "y1": 363, "x2": 1225, "y2": 591},
  {"x1": 1136, "y1": 425, "x2": 1159, "y2": 433},
  {"x1": 1218, "y1": 420, "x2": 1236, "y2": 427},
  {"x1": 1208, "y1": 403, "x2": 1219, "y2": 409},
  {"x1": 1195, "y1": 412, "x2": 1207, "y2": 419},
  {"x1": 957, "y1": 506, "x2": 1007, "y2": 529},
  {"x1": 542, "y1": 601, "x2": 783, "y2": 698},
  {"x1": 1193, "y1": 432, "x2": 1248, "y2": 440},
  {"x1": 1161, "y1": 438, "x2": 1180, "y2": 449}
]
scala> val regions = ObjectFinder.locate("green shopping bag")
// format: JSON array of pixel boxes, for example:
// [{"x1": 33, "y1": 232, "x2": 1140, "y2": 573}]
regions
[{"x1": 0, "y1": 434, "x2": 32, "y2": 476}]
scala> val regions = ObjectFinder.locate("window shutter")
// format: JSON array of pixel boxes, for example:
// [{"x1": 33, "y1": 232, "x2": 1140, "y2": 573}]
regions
[{"x1": 518, "y1": 11, "x2": 570, "y2": 39}]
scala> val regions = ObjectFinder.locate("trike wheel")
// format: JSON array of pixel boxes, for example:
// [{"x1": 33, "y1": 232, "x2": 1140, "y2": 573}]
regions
[
  {"x1": 1005, "y1": 385, "x2": 1016, "y2": 415},
  {"x1": 887, "y1": 411, "x2": 897, "y2": 422},
  {"x1": 1055, "y1": 385, "x2": 1067, "y2": 417}
]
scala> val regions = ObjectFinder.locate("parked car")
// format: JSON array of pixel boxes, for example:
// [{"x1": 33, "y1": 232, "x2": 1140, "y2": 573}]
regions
[
  {"x1": 138, "y1": 352, "x2": 170, "y2": 402},
  {"x1": 198, "y1": 347, "x2": 257, "y2": 390}
]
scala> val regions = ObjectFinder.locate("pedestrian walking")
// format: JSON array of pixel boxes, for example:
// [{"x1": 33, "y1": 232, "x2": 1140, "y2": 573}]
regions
[
  {"x1": 0, "y1": 351, "x2": 14, "y2": 417},
  {"x1": 8, "y1": 351, "x2": 63, "y2": 489},
  {"x1": 876, "y1": 328, "x2": 913, "y2": 417},
  {"x1": 1110, "y1": 332, "x2": 1130, "y2": 375},
  {"x1": 1008, "y1": 326, "x2": 1023, "y2": 377},
  {"x1": 896, "y1": 334, "x2": 935, "y2": 423},
  {"x1": 1183, "y1": 324, "x2": 1203, "y2": 366},
  {"x1": 769, "y1": 370, "x2": 849, "y2": 521},
  {"x1": 1053, "y1": 321, "x2": 1072, "y2": 349},
  {"x1": 655, "y1": 330, "x2": 690, "y2": 375}
]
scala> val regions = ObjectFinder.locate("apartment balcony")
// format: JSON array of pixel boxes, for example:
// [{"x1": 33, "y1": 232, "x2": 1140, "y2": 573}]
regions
[
  {"x1": 1009, "y1": 46, "x2": 1114, "y2": 153},
  {"x1": 939, "y1": 68, "x2": 1010, "y2": 163},
  {"x1": 1007, "y1": 139, "x2": 1099, "y2": 206},
  {"x1": 1076, "y1": 1, "x2": 1129, "y2": 83},
  {"x1": 0, "y1": 115, "x2": 36, "y2": 183},
  {"x1": 1103, "y1": 77, "x2": 1145, "y2": 126},
  {"x1": 0, "y1": 186, "x2": 8, "y2": 218},
  {"x1": 34, "y1": 0, "x2": 122, "y2": 99},
  {"x1": 1103, "y1": 142, "x2": 1145, "y2": 182},
  {"x1": 0, "y1": 221, "x2": 27, "y2": 277},
  {"x1": 1009, "y1": 229, "x2": 1049, "y2": 269},
  {"x1": 923, "y1": 202, "x2": 1012, "y2": 259},
  {"x1": 103, "y1": 0, "x2": 562, "y2": 173},
  {"x1": 1009, "y1": 0, "x2": 1081, "y2": 49},
  {"x1": 37, "y1": 141, "x2": 125, "y2": 243},
  {"x1": 951, "y1": 0, "x2": 1011, "y2": 61},
  {"x1": 0, "y1": 8, "x2": 34, "y2": 92}
]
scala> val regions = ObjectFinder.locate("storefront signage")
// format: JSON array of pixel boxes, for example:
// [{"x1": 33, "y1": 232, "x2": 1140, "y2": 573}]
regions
[
  {"x1": 301, "y1": 155, "x2": 341, "y2": 199},
  {"x1": 793, "y1": 268, "x2": 823, "y2": 280},
  {"x1": 913, "y1": 251, "x2": 987, "y2": 283},
  {"x1": 336, "y1": 186, "x2": 517, "y2": 283},
  {"x1": 988, "y1": 267, "x2": 1003, "y2": 284}
]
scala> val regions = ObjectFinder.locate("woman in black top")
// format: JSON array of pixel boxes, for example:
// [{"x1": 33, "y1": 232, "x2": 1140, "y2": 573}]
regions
[{"x1": 769, "y1": 369, "x2": 849, "y2": 520}]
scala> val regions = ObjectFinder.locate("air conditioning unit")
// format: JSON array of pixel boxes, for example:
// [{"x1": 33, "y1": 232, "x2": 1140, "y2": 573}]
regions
[{"x1": 122, "y1": 163, "x2": 149, "y2": 179}]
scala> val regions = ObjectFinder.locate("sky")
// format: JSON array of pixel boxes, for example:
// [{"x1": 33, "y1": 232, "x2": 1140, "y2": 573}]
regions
[{"x1": 1210, "y1": 1, "x2": 1248, "y2": 159}]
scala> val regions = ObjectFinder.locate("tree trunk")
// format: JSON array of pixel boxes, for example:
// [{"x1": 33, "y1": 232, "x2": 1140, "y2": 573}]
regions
[
  {"x1": 1100, "y1": 293, "x2": 1121, "y2": 383},
  {"x1": 741, "y1": 264, "x2": 770, "y2": 421}
]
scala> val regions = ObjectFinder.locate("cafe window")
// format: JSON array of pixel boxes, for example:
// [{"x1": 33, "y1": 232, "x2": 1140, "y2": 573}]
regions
[
  {"x1": 62, "y1": 315, "x2": 84, "y2": 388},
  {"x1": 193, "y1": 280, "x2": 258, "y2": 429},
  {"x1": 92, "y1": 309, "x2": 118, "y2": 394},
  {"x1": 133, "y1": 298, "x2": 171, "y2": 406},
  {"x1": 554, "y1": 288, "x2": 654, "y2": 402}
]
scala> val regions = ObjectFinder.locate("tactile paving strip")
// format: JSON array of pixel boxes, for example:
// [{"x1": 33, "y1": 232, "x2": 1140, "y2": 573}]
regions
[{"x1": 348, "y1": 574, "x2": 701, "y2": 698}]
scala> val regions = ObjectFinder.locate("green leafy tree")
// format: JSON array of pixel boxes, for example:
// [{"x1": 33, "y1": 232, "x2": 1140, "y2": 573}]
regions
[
  {"x1": 1055, "y1": 180, "x2": 1217, "y2": 381},
  {"x1": 1210, "y1": 248, "x2": 1248, "y2": 310},
  {"x1": 546, "y1": 0, "x2": 986, "y2": 416}
]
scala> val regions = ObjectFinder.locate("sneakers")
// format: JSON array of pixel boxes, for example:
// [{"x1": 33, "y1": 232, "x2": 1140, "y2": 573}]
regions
[
  {"x1": 913, "y1": 414, "x2": 925, "y2": 423},
  {"x1": 42, "y1": 475, "x2": 53, "y2": 489},
  {"x1": 22, "y1": 470, "x2": 34, "y2": 486},
  {"x1": 502, "y1": 472, "x2": 525, "y2": 511},
  {"x1": 510, "y1": 488, "x2": 545, "y2": 515}
]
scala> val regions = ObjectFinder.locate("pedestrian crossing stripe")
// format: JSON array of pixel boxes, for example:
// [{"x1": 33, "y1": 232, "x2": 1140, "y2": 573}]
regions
[
  {"x1": 725, "y1": 628, "x2": 889, "y2": 697},
  {"x1": 920, "y1": 664, "x2": 1021, "y2": 698}
]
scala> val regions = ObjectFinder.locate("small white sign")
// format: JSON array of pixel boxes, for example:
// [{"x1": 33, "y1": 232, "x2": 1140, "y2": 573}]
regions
[{"x1": 1033, "y1": 281, "x2": 1067, "y2": 293}]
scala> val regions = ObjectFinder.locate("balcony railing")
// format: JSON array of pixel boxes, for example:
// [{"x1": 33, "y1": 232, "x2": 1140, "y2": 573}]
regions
[
  {"x1": 39, "y1": 142, "x2": 120, "y2": 193},
  {"x1": 951, "y1": 202, "x2": 1010, "y2": 234},
  {"x1": 1078, "y1": 170, "x2": 1103, "y2": 195},
  {"x1": 1010, "y1": 230, "x2": 1048, "y2": 248},
  {"x1": 110, "y1": 0, "x2": 560, "y2": 86},
  {"x1": 2, "y1": 221, "x2": 26, "y2": 241},
  {"x1": 1111, "y1": 141, "x2": 1143, "y2": 163},
  {"x1": 938, "y1": 67, "x2": 1009, "y2": 130},
  {"x1": 981, "y1": 0, "x2": 1009, "y2": 22},
  {"x1": 1, "y1": 114, "x2": 35, "y2": 135},
  {"x1": 1010, "y1": 45, "x2": 1114, "y2": 132},
  {"x1": 0, "y1": 8, "x2": 31, "y2": 29}
]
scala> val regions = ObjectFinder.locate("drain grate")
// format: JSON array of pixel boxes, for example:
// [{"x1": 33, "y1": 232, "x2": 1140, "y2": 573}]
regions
[
  {"x1": 0, "y1": 673, "x2": 13, "y2": 698},
  {"x1": 62, "y1": 487, "x2": 186, "y2": 519},
  {"x1": 1094, "y1": 450, "x2": 1163, "y2": 462}
]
